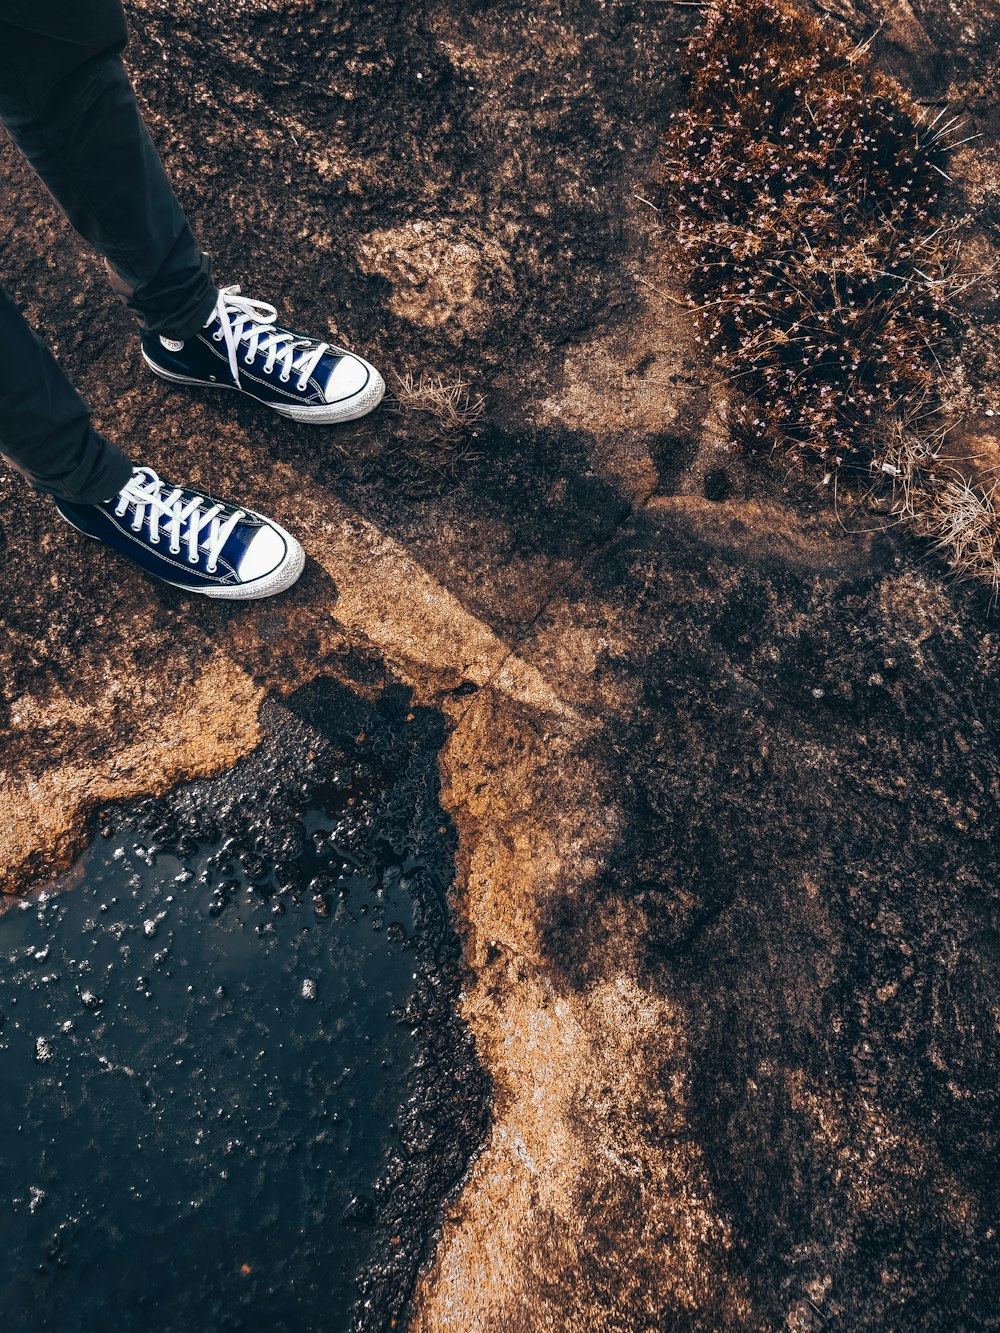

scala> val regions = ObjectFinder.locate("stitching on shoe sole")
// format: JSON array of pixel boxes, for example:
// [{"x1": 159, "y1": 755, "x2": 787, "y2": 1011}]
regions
[
  {"x1": 157, "y1": 334, "x2": 371, "y2": 406},
  {"x1": 143, "y1": 351, "x2": 384, "y2": 419}
]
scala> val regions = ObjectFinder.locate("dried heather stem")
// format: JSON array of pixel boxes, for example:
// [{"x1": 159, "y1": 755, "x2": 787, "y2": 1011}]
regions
[
  {"x1": 876, "y1": 423, "x2": 1000, "y2": 596},
  {"x1": 668, "y1": 0, "x2": 998, "y2": 592}
]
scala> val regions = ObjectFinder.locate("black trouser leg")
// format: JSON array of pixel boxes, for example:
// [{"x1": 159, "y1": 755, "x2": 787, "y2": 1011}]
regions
[
  {"x1": 0, "y1": 283, "x2": 133, "y2": 503},
  {"x1": 0, "y1": 18, "x2": 218, "y2": 337},
  {"x1": 0, "y1": 10, "x2": 218, "y2": 500}
]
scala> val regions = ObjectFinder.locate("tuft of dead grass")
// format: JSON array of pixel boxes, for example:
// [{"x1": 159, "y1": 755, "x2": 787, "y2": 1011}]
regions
[
  {"x1": 878, "y1": 421, "x2": 1000, "y2": 597},
  {"x1": 392, "y1": 371, "x2": 486, "y2": 438},
  {"x1": 364, "y1": 372, "x2": 485, "y2": 494},
  {"x1": 666, "y1": 0, "x2": 1000, "y2": 592}
]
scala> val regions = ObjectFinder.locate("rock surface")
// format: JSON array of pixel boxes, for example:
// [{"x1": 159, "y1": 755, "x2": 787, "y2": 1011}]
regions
[{"x1": 2, "y1": 0, "x2": 1000, "y2": 1328}]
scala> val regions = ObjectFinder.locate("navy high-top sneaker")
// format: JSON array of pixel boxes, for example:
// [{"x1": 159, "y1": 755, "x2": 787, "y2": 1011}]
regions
[
  {"x1": 141, "y1": 285, "x2": 385, "y2": 424},
  {"x1": 54, "y1": 466, "x2": 305, "y2": 599}
]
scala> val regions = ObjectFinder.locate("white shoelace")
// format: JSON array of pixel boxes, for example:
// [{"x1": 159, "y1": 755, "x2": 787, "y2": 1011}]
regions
[
  {"x1": 113, "y1": 466, "x2": 244, "y2": 574},
  {"x1": 210, "y1": 285, "x2": 329, "y2": 390}
]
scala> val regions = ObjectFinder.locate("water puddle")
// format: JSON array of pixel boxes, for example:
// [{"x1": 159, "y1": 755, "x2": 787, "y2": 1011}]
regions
[{"x1": 0, "y1": 679, "x2": 488, "y2": 1332}]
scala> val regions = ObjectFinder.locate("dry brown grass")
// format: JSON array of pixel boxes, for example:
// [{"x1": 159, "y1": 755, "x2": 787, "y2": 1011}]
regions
[
  {"x1": 666, "y1": 0, "x2": 1000, "y2": 593},
  {"x1": 392, "y1": 370, "x2": 486, "y2": 436},
  {"x1": 877, "y1": 422, "x2": 1000, "y2": 597},
  {"x1": 361, "y1": 371, "x2": 485, "y2": 493}
]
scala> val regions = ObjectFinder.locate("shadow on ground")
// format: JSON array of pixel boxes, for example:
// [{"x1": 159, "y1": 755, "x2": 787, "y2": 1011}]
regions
[{"x1": 3, "y1": 1, "x2": 1000, "y2": 1329}]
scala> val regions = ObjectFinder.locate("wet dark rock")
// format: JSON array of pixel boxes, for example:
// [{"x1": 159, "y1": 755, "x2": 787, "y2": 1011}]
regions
[
  {"x1": 703, "y1": 468, "x2": 732, "y2": 502},
  {"x1": 1, "y1": 678, "x2": 488, "y2": 1333},
  {"x1": 344, "y1": 1195, "x2": 377, "y2": 1228}
]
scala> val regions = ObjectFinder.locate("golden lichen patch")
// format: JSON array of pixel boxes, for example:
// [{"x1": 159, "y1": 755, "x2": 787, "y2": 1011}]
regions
[
  {"x1": 533, "y1": 198, "x2": 707, "y2": 501},
  {"x1": 307, "y1": 144, "x2": 385, "y2": 196},
  {"x1": 413, "y1": 689, "x2": 752, "y2": 1331},
  {"x1": 647, "y1": 494, "x2": 875, "y2": 575},
  {"x1": 538, "y1": 252, "x2": 696, "y2": 436},
  {"x1": 0, "y1": 656, "x2": 266, "y2": 899},
  {"x1": 355, "y1": 221, "x2": 514, "y2": 335}
]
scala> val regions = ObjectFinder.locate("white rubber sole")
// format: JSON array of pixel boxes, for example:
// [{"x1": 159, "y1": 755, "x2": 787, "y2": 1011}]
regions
[
  {"x1": 142, "y1": 351, "x2": 386, "y2": 423},
  {"x1": 56, "y1": 505, "x2": 306, "y2": 601}
]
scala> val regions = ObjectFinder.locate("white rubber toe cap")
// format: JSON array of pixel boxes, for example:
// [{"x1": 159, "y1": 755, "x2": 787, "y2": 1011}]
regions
[
  {"x1": 237, "y1": 525, "x2": 289, "y2": 582},
  {"x1": 203, "y1": 518, "x2": 304, "y2": 599},
  {"x1": 324, "y1": 352, "x2": 375, "y2": 405}
]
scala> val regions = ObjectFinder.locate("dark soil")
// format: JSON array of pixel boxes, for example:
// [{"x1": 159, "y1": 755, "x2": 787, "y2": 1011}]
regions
[
  {"x1": 539, "y1": 503, "x2": 1000, "y2": 1328},
  {"x1": 3, "y1": 0, "x2": 1000, "y2": 1329}
]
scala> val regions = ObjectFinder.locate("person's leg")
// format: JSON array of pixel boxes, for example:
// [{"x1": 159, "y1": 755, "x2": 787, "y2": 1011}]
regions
[
  {"x1": 0, "y1": 17, "x2": 144, "y2": 500},
  {"x1": 0, "y1": 282, "x2": 133, "y2": 502},
  {"x1": 0, "y1": 16, "x2": 217, "y2": 338},
  {"x1": 0, "y1": 275, "x2": 304, "y2": 597},
  {"x1": 1, "y1": 8, "x2": 382, "y2": 434},
  {"x1": 0, "y1": 15, "x2": 302, "y2": 595},
  {"x1": 0, "y1": 14, "x2": 304, "y2": 597}
]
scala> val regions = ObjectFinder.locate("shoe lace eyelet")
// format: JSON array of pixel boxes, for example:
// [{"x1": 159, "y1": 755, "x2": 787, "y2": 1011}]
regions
[
  {"x1": 244, "y1": 354, "x2": 254, "y2": 366},
  {"x1": 149, "y1": 533, "x2": 159, "y2": 545},
  {"x1": 212, "y1": 331, "x2": 223, "y2": 341},
  {"x1": 205, "y1": 562, "x2": 218, "y2": 575},
  {"x1": 279, "y1": 373, "x2": 291, "y2": 384},
  {"x1": 169, "y1": 545, "x2": 181, "y2": 556},
  {"x1": 188, "y1": 554, "x2": 200, "y2": 565},
  {"x1": 131, "y1": 521, "x2": 143, "y2": 533},
  {"x1": 296, "y1": 380, "x2": 308, "y2": 392}
]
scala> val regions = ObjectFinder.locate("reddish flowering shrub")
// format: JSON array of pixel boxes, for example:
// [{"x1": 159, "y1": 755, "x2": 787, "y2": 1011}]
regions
[{"x1": 667, "y1": 0, "x2": 954, "y2": 465}]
